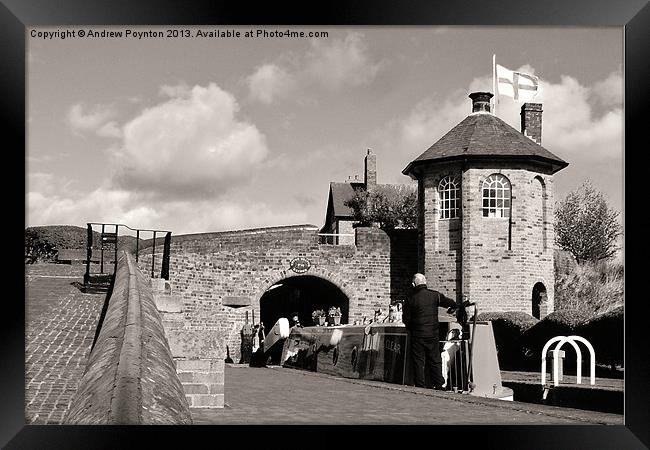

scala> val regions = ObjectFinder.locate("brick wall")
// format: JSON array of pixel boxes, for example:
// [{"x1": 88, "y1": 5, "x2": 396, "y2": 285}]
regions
[
  {"x1": 139, "y1": 225, "x2": 416, "y2": 363},
  {"x1": 420, "y1": 163, "x2": 463, "y2": 300},
  {"x1": 418, "y1": 162, "x2": 555, "y2": 317},
  {"x1": 463, "y1": 163, "x2": 555, "y2": 317},
  {"x1": 337, "y1": 220, "x2": 356, "y2": 245}
]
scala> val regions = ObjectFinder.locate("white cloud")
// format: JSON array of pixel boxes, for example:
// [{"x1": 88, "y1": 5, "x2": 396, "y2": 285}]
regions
[
  {"x1": 389, "y1": 67, "x2": 622, "y2": 163},
  {"x1": 28, "y1": 82, "x2": 284, "y2": 234},
  {"x1": 26, "y1": 183, "x2": 309, "y2": 235},
  {"x1": 592, "y1": 69, "x2": 623, "y2": 107},
  {"x1": 27, "y1": 172, "x2": 77, "y2": 196},
  {"x1": 305, "y1": 32, "x2": 383, "y2": 90},
  {"x1": 27, "y1": 154, "x2": 54, "y2": 164},
  {"x1": 159, "y1": 83, "x2": 191, "y2": 98},
  {"x1": 538, "y1": 75, "x2": 622, "y2": 160},
  {"x1": 66, "y1": 103, "x2": 122, "y2": 138},
  {"x1": 96, "y1": 121, "x2": 121, "y2": 138},
  {"x1": 113, "y1": 82, "x2": 269, "y2": 198},
  {"x1": 247, "y1": 64, "x2": 295, "y2": 104},
  {"x1": 160, "y1": 200, "x2": 310, "y2": 234},
  {"x1": 27, "y1": 172, "x2": 56, "y2": 193},
  {"x1": 26, "y1": 184, "x2": 158, "y2": 229},
  {"x1": 246, "y1": 32, "x2": 383, "y2": 104},
  {"x1": 398, "y1": 93, "x2": 468, "y2": 152}
]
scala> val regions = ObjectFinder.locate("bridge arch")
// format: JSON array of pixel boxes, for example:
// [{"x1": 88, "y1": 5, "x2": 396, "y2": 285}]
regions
[
  {"x1": 256, "y1": 268, "x2": 355, "y2": 330},
  {"x1": 254, "y1": 267, "x2": 356, "y2": 311},
  {"x1": 157, "y1": 225, "x2": 411, "y2": 362}
]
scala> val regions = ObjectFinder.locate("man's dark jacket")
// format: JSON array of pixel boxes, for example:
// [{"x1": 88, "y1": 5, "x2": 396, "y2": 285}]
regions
[{"x1": 403, "y1": 285, "x2": 456, "y2": 338}]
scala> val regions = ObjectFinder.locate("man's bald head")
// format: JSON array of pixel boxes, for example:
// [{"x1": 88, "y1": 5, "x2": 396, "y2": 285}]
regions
[{"x1": 412, "y1": 273, "x2": 427, "y2": 286}]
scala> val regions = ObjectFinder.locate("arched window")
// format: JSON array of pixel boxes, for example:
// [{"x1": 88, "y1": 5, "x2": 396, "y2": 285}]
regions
[
  {"x1": 438, "y1": 175, "x2": 460, "y2": 219},
  {"x1": 482, "y1": 174, "x2": 511, "y2": 218}
]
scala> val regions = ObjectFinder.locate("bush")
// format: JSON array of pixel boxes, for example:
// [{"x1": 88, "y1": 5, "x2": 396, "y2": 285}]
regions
[
  {"x1": 577, "y1": 305, "x2": 623, "y2": 369},
  {"x1": 523, "y1": 308, "x2": 593, "y2": 359},
  {"x1": 477, "y1": 311, "x2": 539, "y2": 369},
  {"x1": 555, "y1": 260, "x2": 624, "y2": 316},
  {"x1": 555, "y1": 180, "x2": 621, "y2": 263},
  {"x1": 344, "y1": 184, "x2": 417, "y2": 230},
  {"x1": 25, "y1": 229, "x2": 58, "y2": 264}
]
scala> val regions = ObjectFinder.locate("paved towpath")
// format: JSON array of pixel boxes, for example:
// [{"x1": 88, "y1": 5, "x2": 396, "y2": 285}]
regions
[
  {"x1": 191, "y1": 365, "x2": 623, "y2": 425},
  {"x1": 25, "y1": 264, "x2": 105, "y2": 424}
]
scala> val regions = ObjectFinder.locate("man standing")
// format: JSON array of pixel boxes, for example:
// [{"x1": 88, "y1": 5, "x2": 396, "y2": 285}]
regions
[{"x1": 403, "y1": 273, "x2": 457, "y2": 389}]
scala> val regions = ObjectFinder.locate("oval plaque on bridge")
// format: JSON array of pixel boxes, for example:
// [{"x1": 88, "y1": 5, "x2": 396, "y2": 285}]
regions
[{"x1": 289, "y1": 257, "x2": 311, "y2": 274}]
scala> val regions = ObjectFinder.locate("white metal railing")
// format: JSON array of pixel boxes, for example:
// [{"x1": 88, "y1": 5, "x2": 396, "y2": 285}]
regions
[{"x1": 541, "y1": 335, "x2": 596, "y2": 387}]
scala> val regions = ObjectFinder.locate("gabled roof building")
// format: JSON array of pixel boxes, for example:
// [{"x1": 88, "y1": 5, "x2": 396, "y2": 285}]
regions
[{"x1": 321, "y1": 150, "x2": 416, "y2": 245}]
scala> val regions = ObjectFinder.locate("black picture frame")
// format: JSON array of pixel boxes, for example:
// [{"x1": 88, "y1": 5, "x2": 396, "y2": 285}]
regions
[{"x1": 3, "y1": 0, "x2": 647, "y2": 448}]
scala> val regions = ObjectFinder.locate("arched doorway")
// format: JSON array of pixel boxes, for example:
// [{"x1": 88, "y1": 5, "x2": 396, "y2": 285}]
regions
[
  {"x1": 259, "y1": 275, "x2": 349, "y2": 365},
  {"x1": 532, "y1": 282, "x2": 547, "y2": 319},
  {"x1": 260, "y1": 275, "x2": 349, "y2": 331}
]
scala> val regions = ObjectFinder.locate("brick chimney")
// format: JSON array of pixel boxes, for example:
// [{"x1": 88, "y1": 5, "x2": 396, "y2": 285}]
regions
[
  {"x1": 364, "y1": 149, "x2": 377, "y2": 189},
  {"x1": 469, "y1": 92, "x2": 493, "y2": 113},
  {"x1": 521, "y1": 103, "x2": 543, "y2": 145}
]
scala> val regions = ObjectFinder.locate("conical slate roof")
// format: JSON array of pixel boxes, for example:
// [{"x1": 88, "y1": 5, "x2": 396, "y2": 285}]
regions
[{"x1": 402, "y1": 112, "x2": 568, "y2": 176}]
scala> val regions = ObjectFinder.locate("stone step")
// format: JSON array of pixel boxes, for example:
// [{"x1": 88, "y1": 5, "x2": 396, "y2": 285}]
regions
[{"x1": 175, "y1": 358, "x2": 225, "y2": 409}]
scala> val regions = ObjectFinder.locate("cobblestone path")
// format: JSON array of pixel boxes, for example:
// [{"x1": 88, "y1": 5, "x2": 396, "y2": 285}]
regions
[
  {"x1": 191, "y1": 365, "x2": 623, "y2": 425},
  {"x1": 25, "y1": 264, "x2": 105, "y2": 424}
]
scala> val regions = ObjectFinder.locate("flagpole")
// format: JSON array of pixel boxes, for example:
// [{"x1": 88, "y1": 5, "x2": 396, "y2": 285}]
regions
[{"x1": 492, "y1": 54, "x2": 497, "y2": 116}]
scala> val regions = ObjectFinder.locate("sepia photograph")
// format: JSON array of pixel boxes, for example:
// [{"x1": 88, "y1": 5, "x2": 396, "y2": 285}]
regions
[
  {"x1": 3, "y1": 0, "x2": 647, "y2": 445},
  {"x1": 23, "y1": 24, "x2": 628, "y2": 427}
]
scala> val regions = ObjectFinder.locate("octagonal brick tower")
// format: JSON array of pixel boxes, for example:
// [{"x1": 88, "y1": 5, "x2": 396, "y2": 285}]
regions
[{"x1": 402, "y1": 92, "x2": 568, "y2": 319}]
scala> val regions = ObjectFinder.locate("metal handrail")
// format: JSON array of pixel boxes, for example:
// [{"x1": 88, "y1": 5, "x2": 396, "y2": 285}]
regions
[
  {"x1": 87, "y1": 222, "x2": 171, "y2": 234},
  {"x1": 85, "y1": 222, "x2": 173, "y2": 283}
]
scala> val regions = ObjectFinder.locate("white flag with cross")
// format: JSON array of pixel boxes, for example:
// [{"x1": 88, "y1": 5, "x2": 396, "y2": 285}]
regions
[{"x1": 496, "y1": 64, "x2": 539, "y2": 102}]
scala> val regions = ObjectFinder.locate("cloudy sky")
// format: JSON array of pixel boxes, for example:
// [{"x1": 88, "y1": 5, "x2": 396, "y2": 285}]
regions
[{"x1": 27, "y1": 26, "x2": 623, "y2": 237}]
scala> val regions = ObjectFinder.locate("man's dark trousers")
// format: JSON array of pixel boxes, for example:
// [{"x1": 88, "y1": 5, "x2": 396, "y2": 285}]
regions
[{"x1": 411, "y1": 336, "x2": 444, "y2": 388}]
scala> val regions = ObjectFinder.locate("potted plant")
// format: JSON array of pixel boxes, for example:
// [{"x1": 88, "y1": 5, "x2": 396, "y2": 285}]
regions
[
  {"x1": 328, "y1": 306, "x2": 342, "y2": 326},
  {"x1": 312, "y1": 309, "x2": 326, "y2": 326}
]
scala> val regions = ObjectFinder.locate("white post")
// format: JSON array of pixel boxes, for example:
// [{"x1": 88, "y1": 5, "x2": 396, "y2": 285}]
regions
[
  {"x1": 541, "y1": 336, "x2": 564, "y2": 385},
  {"x1": 569, "y1": 336, "x2": 597, "y2": 386},
  {"x1": 492, "y1": 54, "x2": 497, "y2": 116},
  {"x1": 553, "y1": 338, "x2": 582, "y2": 386}
]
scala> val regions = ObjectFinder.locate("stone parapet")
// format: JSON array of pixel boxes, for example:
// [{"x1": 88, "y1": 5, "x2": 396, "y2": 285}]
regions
[{"x1": 63, "y1": 251, "x2": 192, "y2": 424}]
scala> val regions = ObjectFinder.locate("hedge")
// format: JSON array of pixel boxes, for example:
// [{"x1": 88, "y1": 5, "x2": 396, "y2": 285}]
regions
[
  {"x1": 477, "y1": 311, "x2": 539, "y2": 369},
  {"x1": 477, "y1": 308, "x2": 623, "y2": 370},
  {"x1": 577, "y1": 306, "x2": 623, "y2": 368},
  {"x1": 522, "y1": 308, "x2": 593, "y2": 359}
]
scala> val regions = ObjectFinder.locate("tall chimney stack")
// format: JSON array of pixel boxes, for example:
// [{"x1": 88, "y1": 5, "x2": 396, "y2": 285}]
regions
[
  {"x1": 364, "y1": 149, "x2": 377, "y2": 189},
  {"x1": 521, "y1": 103, "x2": 543, "y2": 145},
  {"x1": 469, "y1": 92, "x2": 493, "y2": 113}
]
